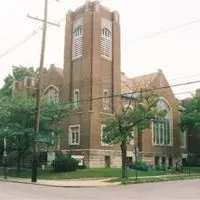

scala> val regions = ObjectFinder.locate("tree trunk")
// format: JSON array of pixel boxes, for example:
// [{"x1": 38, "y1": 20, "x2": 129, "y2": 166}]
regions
[
  {"x1": 134, "y1": 145, "x2": 138, "y2": 180},
  {"x1": 121, "y1": 141, "x2": 127, "y2": 180},
  {"x1": 17, "y1": 151, "x2": 22, "y2": 175}
]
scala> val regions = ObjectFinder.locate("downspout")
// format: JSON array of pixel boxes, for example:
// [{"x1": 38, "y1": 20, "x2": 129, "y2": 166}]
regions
[
  {"x1": 111, "y1": 14, "x2": 114, "y2": 114},
  {"x1": 88, "y1": 6, "x2": 94, "y2": 167}
]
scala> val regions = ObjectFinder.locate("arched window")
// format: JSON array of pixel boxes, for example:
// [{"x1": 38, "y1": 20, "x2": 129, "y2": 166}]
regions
[
  {"x1": 153, "y1": 99, "x2": 172, "y2": 145},
  {"x1": 101, "y1": 28, "x2": 111, "y2": 38},
  {"x1": 74, "y1": 26, "x2": 82, "y2": 37},
  {"x1": 43, "y1": 86, "x2": 59, "y2": 103},
  {"x1": 101, "y1": 19, "x2": 112, "y2": 60},
  {"x1": 72, "y1": 19, "x2": 83, "y2": 60}
]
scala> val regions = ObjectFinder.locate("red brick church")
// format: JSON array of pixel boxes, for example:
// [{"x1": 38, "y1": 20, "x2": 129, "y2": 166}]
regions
[{"x1": 13, "y1": 0, "x2": 187, "y2": 168}]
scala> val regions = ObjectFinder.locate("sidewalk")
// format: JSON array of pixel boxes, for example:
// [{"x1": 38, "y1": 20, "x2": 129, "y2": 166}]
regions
[
  {"x1": 0, "y1": 177, "x2": 120, "y2": 188},
  {"x1": 1, "y1": 174, "x2": 198, "y2": 188}
]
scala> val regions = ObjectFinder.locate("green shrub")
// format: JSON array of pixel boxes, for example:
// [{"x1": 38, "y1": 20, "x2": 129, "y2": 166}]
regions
[
  {"x1": 133, "y1": 161, "x2": 149, "y2": 171},
  {"x1": 155, "y1": 164, "x2": 161, "y2": 171},
  {"x1": 160, "y1": 164, "x2": 167, "y2": 171},
  {"x1": 52, "y1": 156, "x2": 79, "y2": 172},
  {"x1": 184, "y1": 155, "x2": 200, "y2": 167}
]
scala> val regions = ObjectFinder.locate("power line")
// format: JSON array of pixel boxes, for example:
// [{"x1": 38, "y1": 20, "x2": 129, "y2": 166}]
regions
[
  {"x1": 0, "y1": 0, "x2": 103, "y2": 59},
  {"x1": 69, "y1": 79, "x2": 200, "y2": 104},
  {"x1": 2, "y1": 1, "x2": 200, "y2": 58},
  {"x1": 0, "y1": 28, "x2": 41, "y2": 59},
  {"x1": 129, "y1": 18, "x2": 200, "y2": 43}
]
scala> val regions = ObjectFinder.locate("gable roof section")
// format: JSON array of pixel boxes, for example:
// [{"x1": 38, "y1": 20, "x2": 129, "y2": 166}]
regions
[
  {"x1": 121, "y1": 71, "x2": 159, "y2": 94},
  {"x1": 48, "y1": 64, "x2": 63, "y2": 78},
  {"x1": 54, "y1": 67, "x2": 63, "y2": 77}
]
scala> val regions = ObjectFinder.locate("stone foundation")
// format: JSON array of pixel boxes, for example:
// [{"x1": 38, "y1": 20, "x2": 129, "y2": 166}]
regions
[
  {"x1": 142, "y1": 156, "x2": 155, "y2": 166},
  {"x1": 141, "y1": 153, "x2": 181, "y2": 168},
  {"x1": 60, "y1": 149, "x2": 181, "y2": 168},
  {"x1": 89, "y1": 149, "x2": 125, "y2": 168},
  {"x1": 61, "y1": 149, "x2": 134, "y2": 168}
]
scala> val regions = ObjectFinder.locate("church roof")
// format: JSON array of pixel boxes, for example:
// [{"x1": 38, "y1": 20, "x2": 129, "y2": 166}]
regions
[
  {"x1": 121, "y1": 70, "x2": 160, "y2": 94},
  {"x1": 48, "y1": 65, "x2": 162, "y2": 96},
  {"x1": 49, "y1": 64, "x2": 63, "y2": 78},
  {"x1": 54, "y1": 67, "x2": 63, "y2": 77}
]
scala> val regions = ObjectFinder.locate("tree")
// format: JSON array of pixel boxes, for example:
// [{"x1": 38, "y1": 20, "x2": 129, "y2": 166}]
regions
[
  {"x1": 0, "y1": 95, "x2": 72, "y2": 174},
  {"x1": 181, "y1": 94, "x2": 200, "y2": 131},
  {"x1": 0, "y1": 65, "x2": 47, "y2": 97},
  {"x1": 103, "y1": 91, "x2": 165, "y2": 180}
]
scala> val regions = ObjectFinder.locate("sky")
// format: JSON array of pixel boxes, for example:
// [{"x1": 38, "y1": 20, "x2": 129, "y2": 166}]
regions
[{"x1": 1, "y1": 0, "x2": 200, "y2": 99}]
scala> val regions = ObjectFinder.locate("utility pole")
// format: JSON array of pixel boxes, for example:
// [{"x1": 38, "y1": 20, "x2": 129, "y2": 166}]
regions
[
  {"x1": 28, "y1": 0, "x2": 59, "y2": 183},
  {"x1": 3, "y1": 136, "x2": 7, "y2": 180},
  {"x1": 134, "y1": 126, "x2": 138, "y2": 181}
]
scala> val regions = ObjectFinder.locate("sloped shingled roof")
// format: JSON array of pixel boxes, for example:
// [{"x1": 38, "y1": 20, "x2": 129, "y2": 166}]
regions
[
  {"x1": 49, "y1": 65, "x2": 160, "y2": 95},
  {"x1": 48, "y1": 64, "x2": 64, "y2": 78},
  {"x1": 54, "y1": 67, "x2": 63, "y2": 77},
  {"x1": 121, "y1": 71, "x2": 159, "y2": 94}
]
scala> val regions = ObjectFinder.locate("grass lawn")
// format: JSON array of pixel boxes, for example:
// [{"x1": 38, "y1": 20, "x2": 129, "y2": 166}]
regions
[
  {"x1": 182, "y1": 167, "x2": 200, "y2": 173},
  {"x1": 0, "y1": 168, "x2": 164, "y2": 180},
  {"x1": 116, "y1": 174, "x2": 200, "y2": 184}
]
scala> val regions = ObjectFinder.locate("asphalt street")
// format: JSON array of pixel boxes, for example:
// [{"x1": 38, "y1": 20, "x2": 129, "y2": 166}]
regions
[{"x1": 0, "y1": 179, "x2": 200, "y2": 200}]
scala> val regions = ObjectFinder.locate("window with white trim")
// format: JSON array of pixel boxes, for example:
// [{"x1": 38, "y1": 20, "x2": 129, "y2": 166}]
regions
[
  {"x1": 24, "y1": 78, "x2": 27, "y2": 87},
  {"x1": 57, "y1": 137, "x2": 61, "y2": 150},
  {"x1": 101, "y1": 19, "x2": 112, "y2": 60},
  {"x1": 51, "y1": 132, "x2": 60, "y2": 150},
  {"x1": 101, "y1": 125, "x2": 109, "y2": 146},
  {"x1": 31, "y1": 78, "x2": 35, "y2": 87},
  {"x1": 74, "y1": 89, "x2": 80, "y2": 109},
  {"x1": 180, "y1": 129, "x2": 186, "y2": 148},
  {"x1": 103, "y1": 90, "x2": 109, "y2": 110},
  {"x1": 129, "y1": 130, "x2": 135, "y2": 146},
  {"x1": 153, "y1": 99, "x2": 172, "y2": 146},
  {"x1": 72, "y1": 18, "x2": 83, "y2": 60},
  {"x1": 69, "y1": 125, "x2": 80, "y2": 145}
]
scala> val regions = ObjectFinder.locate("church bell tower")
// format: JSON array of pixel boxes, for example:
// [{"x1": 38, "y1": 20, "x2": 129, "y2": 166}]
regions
[{"x1": 63, "y1": 0, "x2": 121, "y2": 167}]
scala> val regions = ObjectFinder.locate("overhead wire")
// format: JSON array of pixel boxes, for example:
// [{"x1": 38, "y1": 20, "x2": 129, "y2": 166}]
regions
[
  {"x1": 1, "y1": 0, "x2": 200, "y2": 101},
  {"x1": 0, "y1": 0, "x2": 103, "y2": 59},
  {"x1": 64, "y1": 78, "x2": 200, "y2": 105},
  {"x1": 1, "y1": 0, "x2": 200, "y2": 59},
  {"x1": 128, "y1": 18, "x2": 200, "y2": 43}
]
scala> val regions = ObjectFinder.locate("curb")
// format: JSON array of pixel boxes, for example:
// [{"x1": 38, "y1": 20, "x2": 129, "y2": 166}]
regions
[{"x1": 0, "y1": 178, "x2": 119, "y2": 188}]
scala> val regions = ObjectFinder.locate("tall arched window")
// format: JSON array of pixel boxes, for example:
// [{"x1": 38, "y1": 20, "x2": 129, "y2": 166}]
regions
[
  {"x1": 72, "y1": 19, "x2": 83, "y2": 60},
  {"x1": 43, "y1": 86, "x2": 59, "y2": 103},
  {"x1": 101, "y1": 19, "x2": 112, "y2": 60},
  {"x1": 153, "y1": 99, "x2": 172, "y2": 145}
]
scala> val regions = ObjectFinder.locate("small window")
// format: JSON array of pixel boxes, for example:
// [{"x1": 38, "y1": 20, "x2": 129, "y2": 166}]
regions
[
  {"x1": 103, "y1": 90, "x2": 109, "y2": 110},
  {"x1": 105, "y1": 156, "x2": 111, "y2": 168},
  {"x1": 162, "y1": 157, "x2": 166, "y2": 166},
  {"x1": 101, "y1": 125, "x2": 109, "y2": 146},
  {"x1": 12, "y1": 81, "x2": 17, "y2": 90},
  {"x1": 168, "y1": 157, "x2": 173, "y2": 167},
  {"x1": 129, "y1": 130, "x2": 134, "y2": 145},
  {"x1": 154, "y1": 156, "x2": 159, "y2": 166},
  {"x1": 74, "y1": 89, "x2": 80, "y2": 109},
  {"x1": 57, "y1": 137, "x2": 61, "y2": 150},
  {"x1": 24, "y1": 78, "x2": 27, "y2": 87},
  {"x1": 69, "y1": 125, "x2": 80, "y2": 145},
  {"x1": 31, "y1": 78, "x2": 35, "y2": 87},
  {"x1": 180, "y1": 129, "x2": 186, "y2": 148}
]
